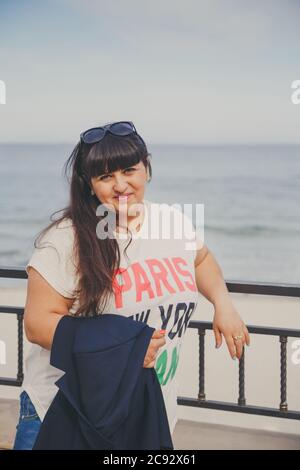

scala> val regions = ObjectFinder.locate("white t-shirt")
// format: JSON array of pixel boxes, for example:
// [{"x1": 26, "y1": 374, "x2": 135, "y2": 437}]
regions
[{"x1": 22, "y1": 199, "x2": 204, "y2": 436}]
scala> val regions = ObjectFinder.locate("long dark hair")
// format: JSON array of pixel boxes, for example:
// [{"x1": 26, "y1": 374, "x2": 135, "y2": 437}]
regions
[{"x1": 34, "y1": 130, "x2": 152, "y2": 316}]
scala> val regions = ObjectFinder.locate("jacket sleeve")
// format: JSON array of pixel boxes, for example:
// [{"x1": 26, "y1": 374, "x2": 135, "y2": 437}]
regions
[{"x1": 50, "y1": 315, "x2": 78, "y2": 372}]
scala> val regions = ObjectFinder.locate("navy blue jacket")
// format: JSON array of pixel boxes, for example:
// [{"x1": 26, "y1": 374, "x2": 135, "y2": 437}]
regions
[{"x1": 33, "y1": 314, "x2": 174, "y2": 450}]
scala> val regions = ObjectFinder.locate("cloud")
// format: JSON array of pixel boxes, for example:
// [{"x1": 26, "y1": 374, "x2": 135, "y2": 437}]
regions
[
  {"x1": 63, "y1": 0, "x2": 292, "y2": 50},
  {"x1": 1, "y1": 0, "x2": 300, "y2": 143}
]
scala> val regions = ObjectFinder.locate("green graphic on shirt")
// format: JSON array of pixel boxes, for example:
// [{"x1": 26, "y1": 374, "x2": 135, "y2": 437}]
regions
[{"x1": 155, "y1": 345, "x2": 180, "y2": 386}]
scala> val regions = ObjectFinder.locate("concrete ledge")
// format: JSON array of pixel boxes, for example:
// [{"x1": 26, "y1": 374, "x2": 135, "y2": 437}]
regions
[
  {"x1": 1, "y1": 398, "x2": 300, "y2": 450},
  {"x1": 172, "y1": 419, "x2": 300, "y2": 450},
  {"x1": 0, "y1": 398, "x2": 19, "y2": 450}
]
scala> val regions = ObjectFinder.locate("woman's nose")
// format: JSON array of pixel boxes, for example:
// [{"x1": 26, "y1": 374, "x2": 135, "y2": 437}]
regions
[{"x1": 113, "y1": 174, "x2": 128, "y2": 192}]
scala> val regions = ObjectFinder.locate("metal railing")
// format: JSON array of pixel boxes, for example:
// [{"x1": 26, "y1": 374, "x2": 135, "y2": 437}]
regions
[
  {"x1": 1, "y1": 267, "x2": 300, "y2": 420},
  {"x1": 178, "y1": 281, "x2": 300, "y2": 420},
  {"x1": 0, "y1": 267, "x2": 27, "y2": 387}
]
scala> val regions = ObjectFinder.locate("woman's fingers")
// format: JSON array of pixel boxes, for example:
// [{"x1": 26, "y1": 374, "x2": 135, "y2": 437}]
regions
[
  {"x1": 152, "y1": 329, "x2": 167, "y2": 339},
  {"x1": 143, "y1": 350, "x2": 158, "y2": 368},
  {"x1": 243, "y1": 326, "x2": 251, "y2": 346},
  {"x1": 233, "y1": 334, "x2": 244, "y2": 360},
  {"x1": 143, "y1": 330, "x2": 166, "y2": 368},
  {"x1": 143, "y1": 360, "x2": 155, "y2": 368},
  {"x1": 224, "y1": 334, "x2": 237, "y2": 360},
  {"x1": 213, "y1": 325, "x2": 222, "y2": 349},
  {"x1": 225, "y1": 330, "x2": 248, "y2": 360}
]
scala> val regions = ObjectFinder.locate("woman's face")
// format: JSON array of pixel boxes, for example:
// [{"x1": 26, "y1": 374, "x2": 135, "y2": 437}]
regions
[{"x1": 90, "y1": 161, "x2": 148, "y2": 219}]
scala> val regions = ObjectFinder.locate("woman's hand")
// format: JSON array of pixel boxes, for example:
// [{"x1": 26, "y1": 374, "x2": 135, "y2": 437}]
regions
[
  {"x1": 213, "y1": 304, "x2": 250, "y2": 360},
  {"x1": 143, "y1": 329, "x2": 166, "y2": 368}
]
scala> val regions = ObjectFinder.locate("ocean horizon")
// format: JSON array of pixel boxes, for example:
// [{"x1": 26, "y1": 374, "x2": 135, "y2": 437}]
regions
[{"x1": 1, "y1": 143, "x2": 300, "y2": 288}]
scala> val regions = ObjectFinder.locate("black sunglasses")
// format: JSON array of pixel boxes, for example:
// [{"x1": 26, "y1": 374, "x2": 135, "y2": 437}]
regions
[{"x1": 80, "y1": 121, "x2": 138, "y2": 145}]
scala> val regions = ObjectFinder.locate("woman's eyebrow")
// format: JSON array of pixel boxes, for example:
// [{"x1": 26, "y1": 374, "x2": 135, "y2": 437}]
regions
[
  {"x1": 117, "y1": 165, "x2": 137, "y2": 171},
  {"x1": 98, "y1": 165, "x2": 137, "y2": 176}
]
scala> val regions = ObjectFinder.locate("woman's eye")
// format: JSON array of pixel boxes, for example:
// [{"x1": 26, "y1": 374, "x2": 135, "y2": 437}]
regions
[
  {"x1": 98, "y1": 168, "x2": 135, "y2": 181},
  {"x1": 99, "y1": 174, "x2": 111, "y2": 181}
]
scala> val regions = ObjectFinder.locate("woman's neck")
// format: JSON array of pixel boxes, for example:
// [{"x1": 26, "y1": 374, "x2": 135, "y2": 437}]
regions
[{"x1": 116, "y1": 201, "x2": 145, "y2": 234}]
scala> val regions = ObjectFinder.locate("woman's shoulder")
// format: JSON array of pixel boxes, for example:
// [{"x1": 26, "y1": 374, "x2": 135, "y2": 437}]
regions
[
  {"x1": 37, "y1": 217, "x2": 75, "y2": 248},
  {"x1": 54, "y1": 217, "x2": 75, "y2": 234}
]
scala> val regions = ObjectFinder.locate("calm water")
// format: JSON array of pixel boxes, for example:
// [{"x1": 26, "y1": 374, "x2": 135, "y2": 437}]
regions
[{"x1": 0, "y1": 143, "x2": 300, "y2": 287}]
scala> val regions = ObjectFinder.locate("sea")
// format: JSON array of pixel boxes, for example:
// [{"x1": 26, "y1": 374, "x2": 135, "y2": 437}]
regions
[{"x1": 0, "y1": 143, "x2": 299, "y2": 288}]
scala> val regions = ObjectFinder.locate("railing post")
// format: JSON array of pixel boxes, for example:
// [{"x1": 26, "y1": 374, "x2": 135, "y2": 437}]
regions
[
  {"x1": 238, "y1": 347, "x2": 246, "y2": 405},
  {"x1": 198, "y1": 328, "x2": 206, "y2": 401},
  {"x1": 279, "y1": 335, "x2": 288, "y2": 411},
  {"x1": 17, "y1": 313, "x2": 24, "y2": 384}
]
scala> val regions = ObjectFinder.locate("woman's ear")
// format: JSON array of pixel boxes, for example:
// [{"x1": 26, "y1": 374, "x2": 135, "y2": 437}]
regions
[
  {"x1": 147, "y1": 166, "x2": 152, "y2": 183},
  {"x1": 144, "y1": 161, "x2": 149, "y2": 181}
]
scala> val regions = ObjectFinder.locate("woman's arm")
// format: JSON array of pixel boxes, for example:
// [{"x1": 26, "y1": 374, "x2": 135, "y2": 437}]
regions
[
  {"x1": 194, "y1": 245, "x2": 250, "y2": 360},
  {"x1": 24, "y1": 267, "x2": 75, "y2": 350}
]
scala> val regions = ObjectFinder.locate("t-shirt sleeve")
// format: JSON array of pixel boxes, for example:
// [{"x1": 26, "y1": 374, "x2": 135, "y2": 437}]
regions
[{"x1": 25, "y1": 222, "x2": 78, "y2": 298}]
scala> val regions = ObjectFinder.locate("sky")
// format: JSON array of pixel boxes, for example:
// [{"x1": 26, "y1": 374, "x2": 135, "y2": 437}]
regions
[{"x1": 0, "y1": 0, "x2": 300, "y2": 144}]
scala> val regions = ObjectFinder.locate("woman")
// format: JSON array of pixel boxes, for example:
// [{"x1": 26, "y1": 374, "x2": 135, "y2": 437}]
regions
[{"x1": 13, "y1": 121, "x2": 250, "y2": 450}]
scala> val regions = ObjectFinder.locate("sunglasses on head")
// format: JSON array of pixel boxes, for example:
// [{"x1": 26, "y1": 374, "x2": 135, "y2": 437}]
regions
[{"x1": 80, "y1": 121, "x2": 138, "y2": 145}]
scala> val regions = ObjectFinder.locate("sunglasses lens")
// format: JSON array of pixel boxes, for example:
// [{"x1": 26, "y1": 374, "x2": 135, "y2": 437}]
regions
[
  {"x1": 81, "y1": 122, "x2": 135, "y2": 144},
  {"x1": 82, "y1": 128, "x2": 105, "y2": 144},
  {"x1": 110, "y1": 122, "x2": 134, "y2": 136}
]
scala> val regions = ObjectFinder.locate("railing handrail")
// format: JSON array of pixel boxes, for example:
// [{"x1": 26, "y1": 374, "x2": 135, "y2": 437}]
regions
[
  {"x1": 1, "y1": 306, "x2": 299, "y2": 338},
  {"x1": 1, "y1": 266, "x2": 300, "y2": 297},
  {"x1": 189, "y1": 320, "x2": 300, "y2": 338}
]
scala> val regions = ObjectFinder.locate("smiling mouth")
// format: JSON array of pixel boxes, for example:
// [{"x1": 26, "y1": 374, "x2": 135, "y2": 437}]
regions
[{"x1": 114, "y1": 193, "x2": 133, "y2": 199}]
